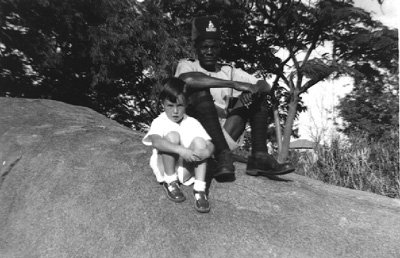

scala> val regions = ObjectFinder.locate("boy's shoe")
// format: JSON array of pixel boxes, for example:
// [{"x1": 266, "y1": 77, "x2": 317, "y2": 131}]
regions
[
  {"x1": 246, "y1": 152, "x2": 295, "y2": 176},
  {"x1": 213, "y1": 150, "x2": 236, "y2": 183},
  {"x1": 163, "y1": 181, "x2": 186, "y2": 203},
  {"x1": 193, "y1": 190, "x2": 210, "y2": 213}
]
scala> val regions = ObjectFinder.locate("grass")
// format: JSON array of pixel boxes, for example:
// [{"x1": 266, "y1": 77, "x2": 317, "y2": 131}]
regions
[
  {"x1": 289, "y1": 132, "x2": 400, "y2": 199},
  {"x1": 233, "y1": 130, "x2": 400, "y2": 199}
]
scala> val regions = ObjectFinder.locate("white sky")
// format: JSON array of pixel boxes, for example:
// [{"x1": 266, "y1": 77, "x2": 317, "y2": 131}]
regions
[
  {"x1": 295, "y1": 0, "x2": 399, "y2": 143},
  {"x1": 355, "y1": 0, "x2": 399, "y2": 29}
]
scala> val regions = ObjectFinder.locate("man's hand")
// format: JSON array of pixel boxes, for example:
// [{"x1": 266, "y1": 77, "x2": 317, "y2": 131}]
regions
[
  {"x1": 233, "y1": 81, "x2": 258, "y2": 94},
  {"x1": 231, "y1": 80, "x2": 273, "y2": 109},
  {"x1": 254, "y1": 80, "x2": 271, "y2": 95},
  {"x1": 232, "y1": 80, "x2": 271, "y2": 95},
  {"x1": 239, "y1": 92, "x2": 253, "y2": 108},
  {"x1": 234, "y1": 80, "x2": 271, "y2": 108}
]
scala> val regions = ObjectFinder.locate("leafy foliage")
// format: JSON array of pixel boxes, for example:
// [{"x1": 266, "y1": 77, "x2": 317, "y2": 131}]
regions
[
  {"x1": 335, "y1": 18, "x2": 399, "y2": 141},
  {"x1": 0, "y1": 0, "x2": 190, "y2": 129},
  {"x1": 338, "y1": 74, "x2": 398, "y2": 140},
  {"x1": 0, "y1": 0, "x2": 397, "y2": 159}
]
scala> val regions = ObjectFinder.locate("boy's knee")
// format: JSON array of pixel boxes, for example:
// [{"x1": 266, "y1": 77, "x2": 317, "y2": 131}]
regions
[
  {"x1": 191, "y1": 137, "x2": 213, "y2": 158},
  {"x1": 164, "y1": 131, "x2": 181, "y2": 144},
  {"x1": 191, "y1": 137, "x2": 207, "y2": 149}
]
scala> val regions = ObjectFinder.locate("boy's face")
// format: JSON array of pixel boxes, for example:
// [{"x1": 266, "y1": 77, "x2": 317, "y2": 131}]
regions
[{"x1": 162, "y1": 95, "x2": 186, "y2": 123}]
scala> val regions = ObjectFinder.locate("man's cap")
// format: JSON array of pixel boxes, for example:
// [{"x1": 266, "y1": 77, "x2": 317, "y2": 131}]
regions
[{"x1": 191, "y1": 16, "x2": 221, "y2": 42}]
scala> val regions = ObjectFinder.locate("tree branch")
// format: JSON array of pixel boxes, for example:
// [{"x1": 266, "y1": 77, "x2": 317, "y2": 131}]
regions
[
  {"x1": 299, "y1": 77, "x2": 322, "y2": 94},
  {"x1": 302, "y1": 35, "x2": 318, "y2": 64},
  {"x1": 255, "y1": 0, "x2": 271, "y2": 20},
  {"x1": 288, "y1": 46, "x2": 301, "y2": 71}
]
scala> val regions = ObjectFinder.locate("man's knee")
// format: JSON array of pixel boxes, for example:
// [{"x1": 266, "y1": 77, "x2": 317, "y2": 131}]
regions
[
  {"x1": 186, "y1": 89, "x2": 213, "y2": 107},
  {"x1": 164, "y1": 131, "x2": 181, "y2": 144}
]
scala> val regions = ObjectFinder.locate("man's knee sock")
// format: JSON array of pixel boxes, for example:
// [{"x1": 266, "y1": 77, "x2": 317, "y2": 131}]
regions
[
  {"x1": 186, "y1": 91, "x2": 230, "y2": 155},
  {"x1": 249, "y1": 96, "x2": 269, "y2": 154}
]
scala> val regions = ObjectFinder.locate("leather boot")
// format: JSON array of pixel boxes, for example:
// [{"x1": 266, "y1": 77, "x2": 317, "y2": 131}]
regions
[{"x1": 246, "y1": 152, "x2": 295, "y2": 176}]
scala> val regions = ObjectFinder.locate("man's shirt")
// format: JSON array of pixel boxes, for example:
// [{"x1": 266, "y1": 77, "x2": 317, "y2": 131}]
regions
[{"x1": 175, "y1": 59, "x2": 259, "y2": 111}]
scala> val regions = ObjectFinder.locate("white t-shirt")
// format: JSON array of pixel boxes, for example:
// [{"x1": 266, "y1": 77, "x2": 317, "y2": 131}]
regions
[
  {"x1": 174, "y1": 59, "x2": 259, "y2": 110},
  {"x1": 142, "y1": 112, "x2": 211, "y2": 183},
  {"x1": 142, "y1": 112, "x2": 211, "y2": 148}
]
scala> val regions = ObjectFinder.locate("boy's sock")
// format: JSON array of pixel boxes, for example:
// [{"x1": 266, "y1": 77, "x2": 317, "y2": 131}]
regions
[
  {"x1": 164, "y1": 174, "x2": 178, "y2": 184},
  {"x1": 193, "y1": 180, "x2": 207, "y2": 192}
]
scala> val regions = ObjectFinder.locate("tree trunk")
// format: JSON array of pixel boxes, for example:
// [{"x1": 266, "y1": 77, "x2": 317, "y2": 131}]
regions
[
  {"x1": 278, "y1": 93, "x2": 299, "y2": 162},
  {"x1": 273, "y1": 108, "x2": 282, "y2": 153}
]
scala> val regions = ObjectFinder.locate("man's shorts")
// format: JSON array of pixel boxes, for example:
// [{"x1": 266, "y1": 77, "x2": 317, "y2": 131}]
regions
[{"x1": 219, "y1": 118, "x2": 243, "y2": 151}]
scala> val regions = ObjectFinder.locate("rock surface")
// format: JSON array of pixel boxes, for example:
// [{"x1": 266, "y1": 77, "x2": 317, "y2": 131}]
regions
[{"x1": 1, "y1": 97, "x2": 399, "y2": 258}]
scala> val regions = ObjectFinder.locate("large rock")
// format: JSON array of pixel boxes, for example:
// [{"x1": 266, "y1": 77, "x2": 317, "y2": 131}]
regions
[{"x1": 0, "y1": 97, "x2": 399, "y2": 258}]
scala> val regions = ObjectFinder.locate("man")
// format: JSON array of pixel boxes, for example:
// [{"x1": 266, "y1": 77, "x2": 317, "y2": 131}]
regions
[{"x1": 175, "y1": 16, "x2": 294, "y2": 182}]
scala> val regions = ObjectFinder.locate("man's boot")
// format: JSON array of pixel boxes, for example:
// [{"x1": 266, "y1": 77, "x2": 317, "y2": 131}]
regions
[
  {"x1": 246, "y1": 95, "x2": 295, "y2": 176},
  {"x1": 213, "y1": 150, "x2": 236, "y2": 182},
  {"x1": 246, "y1": 152, "x2": 295, "y2": 176}
]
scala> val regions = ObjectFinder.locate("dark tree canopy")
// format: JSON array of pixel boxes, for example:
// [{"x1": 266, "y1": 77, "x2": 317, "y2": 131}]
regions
[
  {"x1": 0, "y1": 0, "x2": 190, "y2": 129},
  {"x1": 1, "y1": 0, "x2": 398, "y2": 157}
]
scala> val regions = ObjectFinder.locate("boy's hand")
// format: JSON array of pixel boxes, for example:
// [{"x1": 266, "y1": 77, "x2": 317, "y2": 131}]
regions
[
  {"x1": 193, "y1": 149, "x2": 212, "y2": 162},
  {"x1": 179, "y1": 147, "x2": 201, "y2": 162}
]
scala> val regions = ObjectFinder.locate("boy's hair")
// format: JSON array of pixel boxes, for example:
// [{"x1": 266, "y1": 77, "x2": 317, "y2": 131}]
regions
[{"x1": 159, "y1": 78, "x2": 186, "y2": 103}]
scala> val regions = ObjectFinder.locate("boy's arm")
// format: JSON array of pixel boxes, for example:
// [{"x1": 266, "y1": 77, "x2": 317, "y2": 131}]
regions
[{"x1": 148, "y1": 134, "x2": 201, "y2": 162}]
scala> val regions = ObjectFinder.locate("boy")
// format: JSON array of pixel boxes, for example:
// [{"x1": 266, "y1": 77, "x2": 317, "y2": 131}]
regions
[{"x1": 142, "y1": 78, "x2": 215, "y2": 213}]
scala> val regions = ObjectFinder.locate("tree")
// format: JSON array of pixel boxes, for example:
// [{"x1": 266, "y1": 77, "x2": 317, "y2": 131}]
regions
[
  {"x1": 1, "y1": 0, "x2": 396, "y2": 161},
  {"x1": 163, "y1": 0, "x2": 397, "y2": 161},
  {"x1": 1, "y1": 0, "x2": 103, "y2": 104},
  {"x1": 0, "y1": 0, "x2": 190, "y2": 129},
  {"x1": 338, "y1": 77, "x2": 398, "y2": 140},
  {"x1": 337, "y1": 27, "x2": 399, "y2": 140}
]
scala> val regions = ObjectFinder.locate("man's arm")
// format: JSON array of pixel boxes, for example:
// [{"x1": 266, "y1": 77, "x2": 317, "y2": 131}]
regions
[
  {"x1": 179, "y1": 72, "x2": 271, "y2": 95},
  {"x1": 178, "y1": 72, "x2": 258, "y2": 94}
]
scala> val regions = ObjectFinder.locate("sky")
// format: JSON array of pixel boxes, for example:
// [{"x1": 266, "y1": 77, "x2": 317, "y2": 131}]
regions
[
  {"x1": 295, "y1": 0, "x2": 399, "y2": 143},
  {"x1": 354, "y1": 0, "x2": 399, "y2": 29}
]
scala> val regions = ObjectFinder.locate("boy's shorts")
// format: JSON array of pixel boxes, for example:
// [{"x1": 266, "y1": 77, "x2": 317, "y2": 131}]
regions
[
  {"x1": 149, "y1": 149, "x2": 195, "y2": 186},
  {"x1": 148, "y1": 126, "x2": 240, "y2": 186}
]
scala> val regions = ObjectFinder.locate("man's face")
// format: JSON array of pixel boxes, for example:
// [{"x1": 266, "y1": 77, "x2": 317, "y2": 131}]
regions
[
  {"x1": 196, "y1": 39, "x2": 221, "y2": 72},
  {"x1": 162, "y1": 95, "x2": 186, "y2": 123}
]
